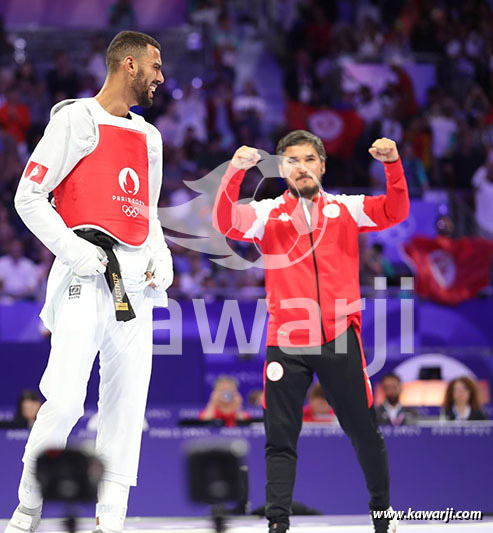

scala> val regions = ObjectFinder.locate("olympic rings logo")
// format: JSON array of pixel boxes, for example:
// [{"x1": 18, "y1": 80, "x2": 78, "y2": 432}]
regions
[{"x1": 122, "y1": 205, "x2": 139, "y2": 217}]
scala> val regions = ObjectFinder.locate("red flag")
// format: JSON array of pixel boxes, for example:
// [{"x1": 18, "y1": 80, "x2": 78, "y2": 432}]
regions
[
  {"x1": 286, "y1": 101, "x2": 364, "y2": 160},
  {"x1": 404, "y1": 236, "x2": 493, "y2": 305}
]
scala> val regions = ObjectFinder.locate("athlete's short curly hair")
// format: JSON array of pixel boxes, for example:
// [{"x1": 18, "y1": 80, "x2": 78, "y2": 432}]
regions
[
  {"x1": 276, "y1": 130, "x2": 327, "y2": 161},
  {"x1": 106, "y1": 30, "x2": 161, "y2": 74}
]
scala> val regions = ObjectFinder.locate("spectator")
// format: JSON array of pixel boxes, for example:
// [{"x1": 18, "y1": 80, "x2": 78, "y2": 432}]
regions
[
  {"x1": 356, "y1": 85, "x2": 382, "y2": 128},
  {"x1": 0, "y1": 239, "x2": 38, "y2": 301},
  {"x1": 199, "y1": 375, "x2": 250, "y2": 427},
  {"x1": 0, "y1": 15, "x2": 14, "y2": 66},
  {"x1": 405, "y1": 115, "x2": 432, "y2": 173},
  {"x1": 400, "y1": 140, "x2": 429, "y2": 196},
  {"x1": 189, "y1": 0, "x2": 220, "y2": 28},
  {"x1": 15, "y1": 60, "x2": 38, "y2": 96},
  {"x1": 179, "y1": 253, "x2": 211, "y2": 298},
  {"x1": 0, "y1": 390, "x2": 42, "y2": 429},
  {"x1": 357, "y1": 16, "x2": 384, "y2": 60},
  {"x1": 109, "y1": 0, "x2": 137, "y2": 29},
  {"x1": 233, "y1": 80, "x2": 266, "y2": 118},
  {"x1": 0, "y1": 205, "x2": 15, "y2": 250},
  {"x1": 465, "y1": 83, "x2": 490, "y2": 124},
  {"x1": 16, "y1": 390, "x2": 42, "y2": 428},
  {"x1": 0, "y1": 390, "x2": 43, "y2": 429},
  {"x1": 233, "y1": 81, "x2": 265, "y2": 146},
  {"x1": 87, "y1": 36, "x2": 108, "y2": 88},
  {"x1": 409, "y1": 12, "x2": 441, "y2": 55},
  {"x1": 452, "y1": 125, "x2": 485, "y2": 189},
  {"x1": 284, "y1": 48, "x2": 318, "y2": 104},
  {"x1": 376, "y1": 374, "x2": 418, "y2": 426},
  {"x1": 429, "y1": 99, "x2": 458, "y2": 161},
  {"x1": 46, "y1": 50, "x2": 80, "y2": 101},
  {"x1": 206, "y1": 80, "x2": 236, "y2": 148},
  {"x1": 176, "y1": 84, "x2": 208, "y2": 144},
  {"x1": 435, "y1": 214, "x2": 455, "y2": 238},
  {"x1": 248, "y1": 389, "x2": 264, "y2": 407},
  {"x1": 428, "y1": 99, "x2": 459, "y2": 184},
  {"x1": 212, "y1": 12, "x2": 239, "y2": 81},
  {"x1": 472, "y1": 151, "x2": 493, "y2": 237},
  {"x1": 304, "y1": 4, "x2": 332, "y2": 58},
  {"x1": 0, "y1": 86, "x2": 31, "y2": 144},
  {"x1": 442, "y1": 377, "x2": 487, "y2": 421},
  {"x1": 155, "y1": 101, "x2": 186, "y2": 148},
  {"x1": 196, "y1": 131, "x2": 229, "y2": 171},
  {"x1": 389, "y1": 61, "x2": 418, "y2": 122},
  {"x1": 359, "y1": 243, "x2": 397, "y2": 286},
  {"x1": 303, "y1": 382, "x2": 336, "y2": 423}
]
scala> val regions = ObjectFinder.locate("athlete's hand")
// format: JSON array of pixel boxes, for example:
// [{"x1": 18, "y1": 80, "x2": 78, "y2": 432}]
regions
[
  {"x1": 231, "y1": 145, "x2": 261, "y2": 170},
  {"x1": 70, "y1": 239, "x2": 107, "y2": 277},
  {"x1": 368, "y1": 137, "x2": 399, "y2": 163},
  {"x1": 145, "y1": 256, "x2": 174, "y2": 290}
]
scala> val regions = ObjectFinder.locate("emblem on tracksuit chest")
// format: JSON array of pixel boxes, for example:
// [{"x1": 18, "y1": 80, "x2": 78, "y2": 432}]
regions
[{"x1": 322, "y1": 203, "x2": 340, "y2": 218}]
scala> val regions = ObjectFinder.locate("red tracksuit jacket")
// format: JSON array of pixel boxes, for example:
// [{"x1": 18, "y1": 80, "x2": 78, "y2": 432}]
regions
[{"x1": 213, "y1": 158, "x2": 409, "y2": 348}]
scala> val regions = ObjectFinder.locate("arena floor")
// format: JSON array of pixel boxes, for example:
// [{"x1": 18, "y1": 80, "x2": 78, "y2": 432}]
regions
[{"x1": 1, "y1": 515, "x2": 491, "y2": 532}]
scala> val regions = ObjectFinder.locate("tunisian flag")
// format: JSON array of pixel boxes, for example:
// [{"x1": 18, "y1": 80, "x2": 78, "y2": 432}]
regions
[
  {"x1": 404, "y1": 236, "x2": 493, "y2": 305},
  {"x1": 286, "y1": 101, "x2": 364, "y2": 160}
]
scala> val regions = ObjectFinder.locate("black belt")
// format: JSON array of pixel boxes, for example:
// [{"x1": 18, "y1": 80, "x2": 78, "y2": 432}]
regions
[{"x1": 74, "y1": 229, "x2": 136, "y2": 322}]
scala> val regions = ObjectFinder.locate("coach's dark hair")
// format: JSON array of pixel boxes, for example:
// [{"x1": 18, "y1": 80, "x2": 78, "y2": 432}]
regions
[
  {"x1": 380, "y1": 373, "x2": 401, "y2": 384},
  {"x1": 276, "y1": 130, "x2": 326, "y2": 161},
  {"x1": 106, "y1": 31, "x2": 161, "y2": 74}
]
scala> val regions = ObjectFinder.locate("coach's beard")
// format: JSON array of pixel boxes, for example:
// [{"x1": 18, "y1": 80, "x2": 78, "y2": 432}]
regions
[{"x1": 287, "y1": 178, "x2": 320, "y2": 200}]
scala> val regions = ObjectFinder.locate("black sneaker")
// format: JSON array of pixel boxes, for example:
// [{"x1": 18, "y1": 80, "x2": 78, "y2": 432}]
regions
[
  {"x1": 371, "y1": 506, "x2": 398, "y2": 532},
  {"x1": 268, "y1": 523, "x2": 290, "y2": 533}
]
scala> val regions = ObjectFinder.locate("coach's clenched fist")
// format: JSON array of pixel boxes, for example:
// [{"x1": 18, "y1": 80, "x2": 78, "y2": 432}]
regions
[
  {"x1": 368, "y1": 137, "x2": 399, "y2": 163},
  {"x1": 231, "y1": 145, "x2": 262, "y2": 170}
]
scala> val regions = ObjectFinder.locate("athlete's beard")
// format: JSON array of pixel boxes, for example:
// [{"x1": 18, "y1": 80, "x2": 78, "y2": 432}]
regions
[
  {"x1": 131, "y1": 70, "x2": 153, "y2": 108},
  {"x1": 287, "y1": 179, "x2": 320, "y2": 199}
]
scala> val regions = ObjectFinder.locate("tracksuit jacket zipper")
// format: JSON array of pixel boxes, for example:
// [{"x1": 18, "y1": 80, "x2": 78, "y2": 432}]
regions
[
  {"x1": 302, "y1": 194, "x2": 327, "y2": 345},
  {"x1": 308, "y1": 231, "x2": 327, "y2": 344}
]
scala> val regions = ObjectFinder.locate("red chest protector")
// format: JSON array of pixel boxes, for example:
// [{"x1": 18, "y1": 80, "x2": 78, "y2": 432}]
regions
[{"x1": 54, "y1": 124, "x2": 149, "y2": 246}]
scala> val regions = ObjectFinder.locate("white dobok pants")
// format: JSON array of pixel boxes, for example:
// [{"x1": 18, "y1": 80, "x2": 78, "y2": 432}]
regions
[{"x1": 23, "y1": 245, "x2": 159, "y2": 486}]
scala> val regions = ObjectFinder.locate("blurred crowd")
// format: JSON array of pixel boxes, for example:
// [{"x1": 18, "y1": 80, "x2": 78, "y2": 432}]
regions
[
  {"x1": 191, "y1": 372, "x2": 489, "y2": 427},
  {"x1": 0, "y1": 372, "x2": 488, "y2": 429},
  {"x1": 1, "y1": 0, "x2": 493, "y2": 300}
]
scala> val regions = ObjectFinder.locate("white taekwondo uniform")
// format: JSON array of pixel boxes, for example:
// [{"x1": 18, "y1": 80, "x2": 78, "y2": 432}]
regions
[{"x1": 14, "y1": 97, "x2": 173, "y2": 487}]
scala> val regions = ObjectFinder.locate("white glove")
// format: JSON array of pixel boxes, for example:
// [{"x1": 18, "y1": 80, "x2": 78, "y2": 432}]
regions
[
  {"x1": 146, "y1": 255, "x2": 173, "y2": 290},
  {"x1": 60, "y1": 232, "x2": 108, "y2": 277}
]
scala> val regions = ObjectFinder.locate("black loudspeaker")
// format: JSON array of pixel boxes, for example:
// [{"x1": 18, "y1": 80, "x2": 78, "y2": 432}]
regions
[
  {"x1": 36, "y1": 448, "x2": 104, "y2": 502},
  {"x1": 186, "y1": 440, "x2": 247, "y2": 504},
  {"x1": 185, "y1": 439, "x2": 249, "y2": 533}
]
